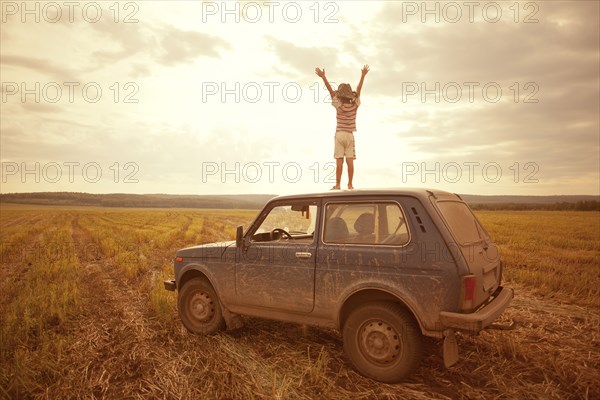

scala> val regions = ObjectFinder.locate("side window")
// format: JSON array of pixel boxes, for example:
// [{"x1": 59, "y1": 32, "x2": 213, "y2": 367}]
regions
[
  {"x1": 323, "y1": 202, "x2": 409, "y2": 246},
  {"x1": 384, "y1": 204, "x2": 410, "y2": 245},
  {"x1": 251, "y1": 203, "x2": 318, "y2": 243}
]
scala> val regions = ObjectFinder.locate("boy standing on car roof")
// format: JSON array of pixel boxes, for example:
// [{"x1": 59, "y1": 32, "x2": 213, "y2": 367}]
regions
[{"x1": 315, "y1": 65, "x2": 369, "y2": 190}]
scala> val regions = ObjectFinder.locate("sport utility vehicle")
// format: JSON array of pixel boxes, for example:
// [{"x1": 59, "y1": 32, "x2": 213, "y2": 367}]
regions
[{"x1": 164, "y1": 189, "x2": 513, "y2": 382}]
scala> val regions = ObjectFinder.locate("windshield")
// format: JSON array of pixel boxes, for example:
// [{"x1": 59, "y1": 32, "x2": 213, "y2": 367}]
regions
[
  {"x1": 255, "y1": 204, "x2": 317, "y2": 235},
  {"x1": 436, "y1": 201, "x2": 487, "y2": 245}
]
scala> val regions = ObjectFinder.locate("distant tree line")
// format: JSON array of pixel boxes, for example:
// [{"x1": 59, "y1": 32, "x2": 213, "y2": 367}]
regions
[
  {"x1": 0, "y1": 192, "x2": 273, "y2": 209},
  {"x1": 469, "y1": 200, "x2": 600, "y2": 211},
  {"x1": 1, "y1": 192, "x2": 598, "y2": 211}
]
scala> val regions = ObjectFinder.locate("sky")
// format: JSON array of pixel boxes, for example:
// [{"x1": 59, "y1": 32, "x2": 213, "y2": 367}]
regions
[{"x1": 1, "y1": 0, "x2": 599, "y2": 196}]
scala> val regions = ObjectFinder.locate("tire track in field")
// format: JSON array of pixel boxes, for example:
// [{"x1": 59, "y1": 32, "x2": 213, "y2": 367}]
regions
[
  {"x1": 0, "y1": 212, "x2": 45, "y2": 229},
  {"x1": 46, "y1": 217, "x2": 176, "y2": 398},
  {"x1": 0, "y1": 228, "x2": 44, "y2": 317}
]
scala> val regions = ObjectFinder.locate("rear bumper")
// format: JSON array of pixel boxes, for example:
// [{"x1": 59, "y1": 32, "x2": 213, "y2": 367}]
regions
[
  {"x1": 164, "y1": 279, "x2": 176, "y2": 291},
  {"x1": 439, "y1": 286, "x2": 514, "y2": 334}
]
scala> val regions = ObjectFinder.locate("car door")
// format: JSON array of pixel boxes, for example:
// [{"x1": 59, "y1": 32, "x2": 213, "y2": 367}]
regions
[
  {"x1": 314, "y1": 198, "x2": 415, "y2": 311},
  {"x1": 235, "y1": 200, "x2": 319, "y2": 313}
]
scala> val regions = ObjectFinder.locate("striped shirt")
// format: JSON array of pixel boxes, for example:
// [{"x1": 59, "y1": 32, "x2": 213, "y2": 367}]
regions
[{"x1": 332, "y1": 96, "x2": 361, "y2": 132}]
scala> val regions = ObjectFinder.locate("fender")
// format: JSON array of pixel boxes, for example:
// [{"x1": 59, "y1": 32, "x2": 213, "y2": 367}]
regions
[
  {"x1": 175, "y1": 262, "x2": 235, "y2": 307},
  {"x1": 334, "y1": 279, "x2": 441, "y2": 337}
]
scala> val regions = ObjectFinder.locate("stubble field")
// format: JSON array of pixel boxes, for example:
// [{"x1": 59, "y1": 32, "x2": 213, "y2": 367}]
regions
[{"x1": 0, "y1": 204, "x2": 599, "y2": 399}]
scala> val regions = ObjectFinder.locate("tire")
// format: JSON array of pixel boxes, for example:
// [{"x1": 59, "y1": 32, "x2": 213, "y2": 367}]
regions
[
  {"x1": 342, "y1": 302, "x2": 423, "y2": 383},
  {"x1": 178, "y1": 277, "x2": 225, "y2": 335}
]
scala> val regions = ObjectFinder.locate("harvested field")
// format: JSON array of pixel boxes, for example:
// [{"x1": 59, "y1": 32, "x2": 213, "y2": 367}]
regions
[{"x1": 1, "y1": 205, "x2": 599, "y2": 399}]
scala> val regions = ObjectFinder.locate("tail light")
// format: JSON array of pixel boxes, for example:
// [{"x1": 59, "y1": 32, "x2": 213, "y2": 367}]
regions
[{"x1": 462, "y1": 275, "x2": 476, "y2": 310}]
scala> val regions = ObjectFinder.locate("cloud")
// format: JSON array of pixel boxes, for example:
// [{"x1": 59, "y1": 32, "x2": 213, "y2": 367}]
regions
[
  {"x1": 267, "y1": 37, "x2": 337, "y2": 77},
  {"x1": 366, "y1": 2, "x2": 599, "y2": 93},
  {"x1": 20, "y1": 103, "x2": 64, "y2": 114},
  {"x1": 83, "y1": 19, "x2": 230, "y2": 74},
  {"x1": 87, "y1": 16, "x2": 148, "y2": 66},
  {"x1": 394, "y1": 99, "x2": 598, "y2": 185},
  {"x1": 0, "y1": 55, "x2": 80, "y2": 81},
  {"x1": 357, "y1": 1, "x2": 598, "y2": 189},
  {"x1": 157, "y1": 26, "x2": 230, "y2": 67}
]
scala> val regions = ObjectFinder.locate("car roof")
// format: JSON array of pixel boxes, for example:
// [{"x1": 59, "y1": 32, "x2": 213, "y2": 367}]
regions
[{"x1": 270, "y1": 188, "x2": 461, "y2": 202}]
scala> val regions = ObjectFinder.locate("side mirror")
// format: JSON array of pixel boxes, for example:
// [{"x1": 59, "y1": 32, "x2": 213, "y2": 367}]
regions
[{"x1": 236, "y1": 225, "x2": 244, "y2": 248}]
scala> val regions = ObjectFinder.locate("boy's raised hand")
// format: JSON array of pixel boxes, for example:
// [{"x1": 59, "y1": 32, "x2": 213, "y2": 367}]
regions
[
  {"x1": 316, "y1": 67, "x2": 334, "y2": 98},
  {"x1": 361, "y1": 65, "x2": 370, "y2": 77}
]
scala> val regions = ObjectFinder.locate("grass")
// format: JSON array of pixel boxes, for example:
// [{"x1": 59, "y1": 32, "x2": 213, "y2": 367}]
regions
[
  {"x1": 0, "y1": 209, "x2": 81, "y2": 398},
  {"x1": 476, "y1": 211, "x2": 600, "y2": 307},
  {"x1": 0, "y1": 204, "x2": 598, "y2": 399}
]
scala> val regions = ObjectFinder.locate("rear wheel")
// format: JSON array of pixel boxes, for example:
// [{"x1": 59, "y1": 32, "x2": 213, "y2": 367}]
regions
[
  {"x1": 178, "y1": 277, "x2": 225, "y2": 335},
  {"x1": 343, "y1": 302, "x2": 423, "y2": 383}
]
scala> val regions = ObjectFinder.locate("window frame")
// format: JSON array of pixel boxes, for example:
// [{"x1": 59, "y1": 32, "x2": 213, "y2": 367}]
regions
[{"x1": 320, "y1": 200, "x2": 411, "y2": 247}]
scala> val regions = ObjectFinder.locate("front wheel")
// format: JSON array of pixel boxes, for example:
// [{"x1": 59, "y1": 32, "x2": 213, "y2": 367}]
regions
[
  {"x1": 178, "y1": 277, "x2": 225, "y2": 335},
  {"x1": 343, "y1": 302, "x2": 423, "y2": 383}
]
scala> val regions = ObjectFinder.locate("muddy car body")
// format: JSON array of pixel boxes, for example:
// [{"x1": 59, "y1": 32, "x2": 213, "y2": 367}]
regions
[{"x1": 165, "y1": 188, "x2": 513, "y2": 382}]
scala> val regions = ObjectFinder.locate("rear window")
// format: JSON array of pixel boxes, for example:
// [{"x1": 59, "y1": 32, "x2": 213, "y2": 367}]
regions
[{"x1": 436, "y1": 201, "x2": 486, "y2": 245}]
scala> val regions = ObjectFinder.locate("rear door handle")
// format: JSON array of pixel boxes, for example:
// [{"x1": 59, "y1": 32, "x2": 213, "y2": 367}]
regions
[{"x1": 295, "y1": 252, "x2": 312, "y2": 259}]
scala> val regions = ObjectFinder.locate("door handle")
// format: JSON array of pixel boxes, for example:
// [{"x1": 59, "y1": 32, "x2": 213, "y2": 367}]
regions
[{"x1": 295, "y1": 252, "x2": 312, "y2": 259}]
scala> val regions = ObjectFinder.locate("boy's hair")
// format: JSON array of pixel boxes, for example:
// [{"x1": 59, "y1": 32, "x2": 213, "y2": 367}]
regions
[{"x1": 337, "y1": 83, "x2": 355, "y2": 100}]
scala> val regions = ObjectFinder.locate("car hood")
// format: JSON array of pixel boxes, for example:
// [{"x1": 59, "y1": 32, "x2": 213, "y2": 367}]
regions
[{"x1": 175, "y1": 241, "x2": 236, "y2": 259}]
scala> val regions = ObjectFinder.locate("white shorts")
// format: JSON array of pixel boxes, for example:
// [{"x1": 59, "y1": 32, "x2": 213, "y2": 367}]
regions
[{"x1": 334, "y1": 131, "x2": 356, "y2": 159}]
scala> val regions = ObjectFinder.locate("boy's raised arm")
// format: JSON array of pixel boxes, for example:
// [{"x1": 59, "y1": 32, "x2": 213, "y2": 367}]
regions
[
  {"x1": 315, "y1": 67, "x2": 335, "y2": 98},
  {"x1": 356, "y1": 64, "x2": 370, "y2": 98}
]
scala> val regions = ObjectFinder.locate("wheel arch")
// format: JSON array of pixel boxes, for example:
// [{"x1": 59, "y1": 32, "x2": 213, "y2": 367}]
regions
[
  {"x1": 178, "y1": 267, "x2": 215, "y2": 291},
  {"x1": 337, "y1": 288, "x2": 424, "y2": 334}
]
